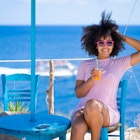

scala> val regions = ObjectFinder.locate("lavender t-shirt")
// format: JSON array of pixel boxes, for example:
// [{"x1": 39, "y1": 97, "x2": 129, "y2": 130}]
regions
[{"x1": 71, "y1": 56, "x2": 132, "y2": 118}]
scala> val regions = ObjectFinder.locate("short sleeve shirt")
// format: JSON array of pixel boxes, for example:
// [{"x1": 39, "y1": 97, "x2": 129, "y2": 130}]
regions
[{"x1": 72, "y1": 56, "x2": 132, "y2": 114}]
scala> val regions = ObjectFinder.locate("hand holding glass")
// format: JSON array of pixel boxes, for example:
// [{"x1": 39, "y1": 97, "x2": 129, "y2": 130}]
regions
[
  {"x1": 94, "y1": 69, "x2": 102, "y2": 80},
  {"x1": 92, "y1": 58, "x2": 102, "y2": 80},
  {"x1": 91, "y1": 68, "x2": 102, "y2": 80}
]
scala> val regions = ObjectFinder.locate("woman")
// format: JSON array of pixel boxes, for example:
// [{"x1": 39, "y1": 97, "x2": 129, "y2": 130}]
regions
[{"x1": 70, "y1": 11, "x2": 140, "y2": 140}]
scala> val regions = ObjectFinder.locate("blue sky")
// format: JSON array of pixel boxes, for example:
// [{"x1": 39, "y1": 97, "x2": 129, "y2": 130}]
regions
[{"x1": 0, "y1": 0, "x2": 139, "y2": 25}]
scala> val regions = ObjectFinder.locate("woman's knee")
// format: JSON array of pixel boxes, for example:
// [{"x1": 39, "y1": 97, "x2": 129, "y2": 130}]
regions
[
  {"x1": 71, "y1": 110, "x2": 88, "y2": 133},
  {"x1": 85, "y1": 99, "x2": 102, "y2": 114},
  {"x1": 71, "y1": 121, "x2": 82, "y2": 131}
]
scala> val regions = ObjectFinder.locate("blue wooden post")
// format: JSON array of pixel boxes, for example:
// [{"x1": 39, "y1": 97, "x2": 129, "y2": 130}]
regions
[{"x1": 30, "y1": 0, "x2": 36, "y2": 122}]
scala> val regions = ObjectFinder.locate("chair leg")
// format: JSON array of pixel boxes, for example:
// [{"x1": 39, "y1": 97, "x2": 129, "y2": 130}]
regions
[
  {"x1": 120, "y1": 125, "x2": 125, "y2": 140},
  {"x1": 100, "y1": 128, "x2": 108, "y2": 140},
  {"x1": 59, "y1": 135, "x2": 66, "y2": 140}
]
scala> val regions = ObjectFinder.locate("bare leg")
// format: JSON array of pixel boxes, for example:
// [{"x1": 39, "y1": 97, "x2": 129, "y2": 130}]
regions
[
  {"x1": 84, "y1": 99, "x2": 110, "y2": 140},
  {"x1": 70, "y1": 109, "x2": 88, "y2": 140}
]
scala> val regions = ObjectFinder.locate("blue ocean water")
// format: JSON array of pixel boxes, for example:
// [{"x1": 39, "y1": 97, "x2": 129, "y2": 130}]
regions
[{"x1": 0, "y1": 25, "x2": 140, "y2": 127}]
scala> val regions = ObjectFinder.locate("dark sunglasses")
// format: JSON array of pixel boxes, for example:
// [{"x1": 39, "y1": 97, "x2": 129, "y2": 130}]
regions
[{"x1": 96, "y1": 40, "x2": 114, "y2": 47}]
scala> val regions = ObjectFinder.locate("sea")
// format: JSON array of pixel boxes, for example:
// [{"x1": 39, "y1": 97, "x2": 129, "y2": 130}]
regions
[{"x1": 0, "y1": 25, "x2": 140, "y2": 128}]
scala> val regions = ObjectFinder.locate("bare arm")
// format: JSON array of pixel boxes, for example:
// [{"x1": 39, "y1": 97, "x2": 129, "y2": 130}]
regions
[
  {"x1": 121, "y1": 35, "x2": 140, "y2": 66},
  {"x1": 75, "y1": 68, "x2": 100, "y2": 98},
  {"x1": 75, "y1": 78, "x2": 94, "y2": 98},
  {"x1": 121, "y1": 35, "x2": 140, "y2": 51}
]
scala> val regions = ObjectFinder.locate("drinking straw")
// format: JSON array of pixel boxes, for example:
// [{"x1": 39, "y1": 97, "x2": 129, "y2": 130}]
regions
[{"x1": 96, "y1": 58, "x2": 98, "y2": 70}]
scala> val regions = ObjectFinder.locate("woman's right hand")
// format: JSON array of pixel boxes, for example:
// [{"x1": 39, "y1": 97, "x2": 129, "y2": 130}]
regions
[{"x1": 91, "y1": 68, "x2": 102, "y2": 81}]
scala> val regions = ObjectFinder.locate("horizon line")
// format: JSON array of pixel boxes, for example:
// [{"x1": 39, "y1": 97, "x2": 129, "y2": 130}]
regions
[{"x1": 0, "y1": 24, "x2": 140, "y2": 26}]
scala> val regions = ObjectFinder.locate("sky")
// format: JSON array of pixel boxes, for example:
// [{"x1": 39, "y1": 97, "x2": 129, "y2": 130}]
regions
[{"x1": 0, "y1": 0, "x2": 140, "y2": 25}]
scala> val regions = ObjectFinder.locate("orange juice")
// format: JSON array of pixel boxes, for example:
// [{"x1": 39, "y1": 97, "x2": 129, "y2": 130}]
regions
[{"x1": 94, "y1": 70, "x2": 102, "y2": 80}]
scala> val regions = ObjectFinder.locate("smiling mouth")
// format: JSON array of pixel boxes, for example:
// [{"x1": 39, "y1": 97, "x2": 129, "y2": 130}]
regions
[{"x1": 102, "y1": 49, "x2": 108, "y2": 52}]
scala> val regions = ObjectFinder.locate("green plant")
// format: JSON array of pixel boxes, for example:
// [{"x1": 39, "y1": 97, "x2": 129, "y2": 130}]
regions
[
  {"x1": 0, "y1": 103, "x2": 3, "y2": 113},
  {"x1": 8, "y1": 102, "x2": 29, "y2": 112}
]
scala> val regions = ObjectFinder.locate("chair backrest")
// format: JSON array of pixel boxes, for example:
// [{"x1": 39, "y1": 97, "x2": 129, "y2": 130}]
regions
[
  {"x1": 117, "y1": 80, "x2": 127, "y2": 125},
  {"x1": 116, "y1": 80, "x2": 127, "y2": 137},
  {"x1": 1, "y1": 73, "x2": 39, "y2": 112}
]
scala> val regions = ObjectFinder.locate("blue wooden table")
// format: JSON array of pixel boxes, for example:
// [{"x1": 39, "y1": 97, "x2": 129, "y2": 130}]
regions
[{"x1": 0, "y1": 113, "x2": 71, "y2": 140}]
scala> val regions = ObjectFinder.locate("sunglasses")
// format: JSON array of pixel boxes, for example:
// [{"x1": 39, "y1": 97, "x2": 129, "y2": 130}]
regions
[{"x1": 96, "y1": 40, "x2": 114, "y2": 47}]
